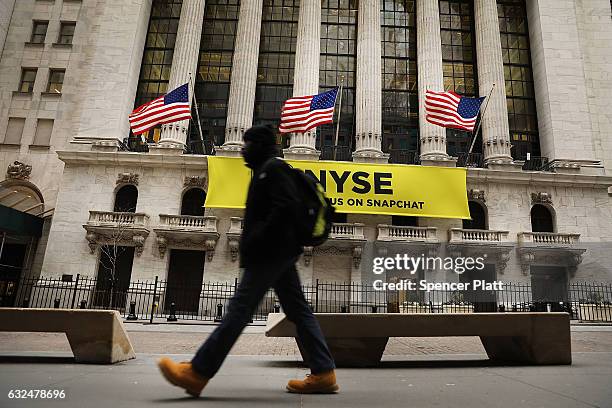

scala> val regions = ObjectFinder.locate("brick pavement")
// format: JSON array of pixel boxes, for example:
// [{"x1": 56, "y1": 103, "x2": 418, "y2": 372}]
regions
[{"x1": 1, "y1": 329, "x2": 612, "y2": 355}]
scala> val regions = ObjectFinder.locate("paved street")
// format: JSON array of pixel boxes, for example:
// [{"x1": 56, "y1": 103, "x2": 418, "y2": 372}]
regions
[{"x1": 1, "y1": 324, "x2": 611, "y2": 407}]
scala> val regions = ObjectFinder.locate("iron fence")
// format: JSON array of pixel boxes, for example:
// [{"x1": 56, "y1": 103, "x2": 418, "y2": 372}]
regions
[{"x1": 6, "y1": 276, "x2": 612, "y2": 323}]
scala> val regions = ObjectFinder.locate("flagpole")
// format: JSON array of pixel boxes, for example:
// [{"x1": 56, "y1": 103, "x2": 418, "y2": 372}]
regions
[
  {"x1": 188, "y1": 73, "x2": 209, "y2": 154},
  {"x1": 467, "y1": 83, "x2": 496, "y2": 156},
  {"x1": 333, "y1": 76, "x2": 344, "y2": 161}
]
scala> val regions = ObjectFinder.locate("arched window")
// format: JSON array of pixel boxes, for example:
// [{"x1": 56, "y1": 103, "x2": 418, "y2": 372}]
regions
[
  {"x1": 181, "y1": 188, "x2": 206, "y2": 216},
  {"x1": 114, "y1": 185, "x2": 138, "y2": 213},
  {"x1": 463, "y1": 201, "x2": 487, "y2": 230},
  {"x1": 531, "y1": 204, "x2": 554, "y2": 233}
]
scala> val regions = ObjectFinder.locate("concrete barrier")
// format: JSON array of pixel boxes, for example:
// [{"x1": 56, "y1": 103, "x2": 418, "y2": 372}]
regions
[
  {"x1": 0, "y1": 308, "x2": 136, "y2": 364},
  {"x1": 266, "y1": 312, "x2": 571, "y2": 367}
]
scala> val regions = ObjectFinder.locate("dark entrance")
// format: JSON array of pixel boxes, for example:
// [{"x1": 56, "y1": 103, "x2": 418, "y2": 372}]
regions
[
  {"x1": 531, "y1": 204, "x2": 554, "y2": 232},
  {"x1": 460, "y1": 263, "x2": 497, "y2": 312},
  {"x1": 114, "y1": 185, "x2": 138, "y2": 212},
  {"x1": 391, "y1": 215, "x2": 418, "y2": 227},
  {"x1": 165, "y1": 249, "x2": 206, "y2": 315},
  {"x1": 530, "y1": 265, "x2": 568, "y2": 311},
  {"x1": 0, "y1": 243, "x2": 27, "y2": 306},
  {"x1": 463, "y1": 201, "x2": 487, "y2": 230},
  {"x1": 93, "y1": 246, "x2": 135, "y2": 309},
  {"x1": 181, "y1": 188, "x2": 206, "y2": 216}
]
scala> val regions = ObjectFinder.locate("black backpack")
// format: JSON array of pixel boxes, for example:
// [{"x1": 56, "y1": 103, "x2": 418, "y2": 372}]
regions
[{"x1": 289, "y1": 167, "x2": 335, "y2": 247}]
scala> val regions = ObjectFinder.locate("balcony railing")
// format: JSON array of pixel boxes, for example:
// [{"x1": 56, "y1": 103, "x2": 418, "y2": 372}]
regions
[
  {"x1": 456, "y1": 152, "x2": 484, "y2": 168},
  {"x1": 387, "y1": 149, "x2": 419, "y2": 165},
  {"x1": 377, "y1": 225, "x2": 438, "y2": 243},
  {"x1": 320, "y1": 146, "x2": 353, "y2": 161},
  {"x1": 87, "y1": 211, "x2": 149, "y2": 227},
  {"x1": 449, "y1": 228, "x2": 510, "y2": 244},
  {"x1": 518, "y1": 232, "x2": 580, "y2": 245},
  {"x1": 330, "y1": 223, "x2": 365, "y2": 240},
  {"x1": 158, "y1": 214, "x2": 218, "y2": 232}
]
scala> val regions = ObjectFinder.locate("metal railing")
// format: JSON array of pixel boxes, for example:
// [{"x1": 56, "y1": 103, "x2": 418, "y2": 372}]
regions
[
  {"x1": 388, "y1": 149, "x2": 419, "y2": 165},
  {"x1": 320, "y1": 146, "x2": 353, "y2": 161},
  {"x1": 456, "y1": 152, "x2": 484, "y2": 168},
  {"x1": 6, "y1": 276, "x2": 612, "y2": 322},
  {"x1": 186, "y1": 140, "x2": 216, "y2": 155}
]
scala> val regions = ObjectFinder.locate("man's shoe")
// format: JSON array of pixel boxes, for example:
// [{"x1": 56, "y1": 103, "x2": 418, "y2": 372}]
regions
[
  {"x1": 286, "y1": 370, "x2": 339, "y2": 394},
  {"x1": 157, "y1": 357, "x2": 209, "y2": 397}
]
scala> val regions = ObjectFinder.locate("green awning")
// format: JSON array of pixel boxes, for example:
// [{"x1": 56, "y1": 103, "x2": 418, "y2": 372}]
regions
[{"x1": 0, "y1": 204, "x2": 43, "y2": 237}]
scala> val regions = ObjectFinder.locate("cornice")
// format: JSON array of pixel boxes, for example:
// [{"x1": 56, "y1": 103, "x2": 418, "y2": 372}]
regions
[
  {"x1": 56, "y1": 150, "x2": 209, "y2": 170},
  {"x1": 55, "y1": 150, "x2": 612, "y2": 189},
  {"x1": 467, "y1": 167, "x2": 612, "y2": 189}
]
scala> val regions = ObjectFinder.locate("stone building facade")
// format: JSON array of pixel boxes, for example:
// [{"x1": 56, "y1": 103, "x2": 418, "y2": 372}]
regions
[{"x1": 1, "y1": 0, "x2": 612, "y2": 303}]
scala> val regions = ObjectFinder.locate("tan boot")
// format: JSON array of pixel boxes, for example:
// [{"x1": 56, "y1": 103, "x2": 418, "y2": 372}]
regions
[
  {"x1": 286, "y1": 370, "x2": 339, "y2": 394},
  {"x1": 157, "y1": 357, "x2": 209, "y2": 397}
]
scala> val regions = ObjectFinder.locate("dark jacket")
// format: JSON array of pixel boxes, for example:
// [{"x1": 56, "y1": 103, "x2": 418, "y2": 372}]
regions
[{"x1": 239, "y1": 158, "x2": 303, "y2": 267}]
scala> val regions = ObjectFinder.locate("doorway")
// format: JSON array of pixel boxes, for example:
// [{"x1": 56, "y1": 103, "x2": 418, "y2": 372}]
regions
[
  {"x1": 0, "y1": 243, "x2": 27, "y2": 306},
  {"x1": 93, "y1": 246, "x2": 135, "y2": 309},
  {"x1": 165, "y1": 249, "x2": 206, "y2": 315}
]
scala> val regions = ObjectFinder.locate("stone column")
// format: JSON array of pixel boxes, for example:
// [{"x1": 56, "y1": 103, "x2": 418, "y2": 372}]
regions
[
  {"x1": 284, "y1": 0, "x2": 321, "y2": 160},
  {"x1": 416, "y1": 0, "x2": 453, "y2": 165},
  {"x1": 353, "y1": 0, "x2": 388, "y2": 163},
  {"x1": 474, "y1": 0, "x2": 513, "y2": 165},
  {"x1": 157, "y1": 0, "x2": 206, "y2": 152},
  {"x1": 216, "y1": 0, "x2": 264, "y2": 157}
]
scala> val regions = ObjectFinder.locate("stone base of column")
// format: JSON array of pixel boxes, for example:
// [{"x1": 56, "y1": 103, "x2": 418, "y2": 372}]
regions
[
  {"x1": 352, "y1": 149, "x2": 390, "y2": 164},
  {"x1": 420, "y1": 156, "x2": 458, "y2": 168},
  {"x1": 215, "y1": 143, "x2": 243, "y2": 157},
  {"x1": 486, "y1": 160, "x2": 523, "y2": 172},
  {"x1": 149, "y1": 143, "x2": 184, "y2": 155},
  {"x1": 91, "y1": 140, "x2": 120, "y2": 152},
  {"x1": 283, "y1": 146, "x2": 320, "y2": 161}
]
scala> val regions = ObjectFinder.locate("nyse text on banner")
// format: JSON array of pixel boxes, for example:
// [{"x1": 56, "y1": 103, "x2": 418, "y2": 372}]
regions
[{"x1": 205, "y1": 157, "x2": 469, "y2": 219}]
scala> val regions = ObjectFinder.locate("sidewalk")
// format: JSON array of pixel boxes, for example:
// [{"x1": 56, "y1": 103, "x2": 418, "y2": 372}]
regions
[
  {"x1": 1, "y1": 352, "x2": 611, "y2": 407},
  {"x1": 1, "y1": 326, "x2": 611, "y2": 407}
]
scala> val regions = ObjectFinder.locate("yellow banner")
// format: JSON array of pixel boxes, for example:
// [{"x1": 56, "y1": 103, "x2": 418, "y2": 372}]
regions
[{"x1": 205, "y1": 156, "x2": 469, "y2": 219}]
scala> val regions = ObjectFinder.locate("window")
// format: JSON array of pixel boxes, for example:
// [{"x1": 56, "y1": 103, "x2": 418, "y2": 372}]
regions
[
  {"x1": 32, "y1": 119, "x2": 53, "y2": 146},
  {"x1": 381, "y1": 0, "x2": 419, "y2": 157},
  {"x1": 317, "y1": 0, "x2": 358, "y2": 154},
  {"x1": 134, "y1": 0, "x2": 183, "y2": 143},
  {"x1": 3, "y1": 118, "x2": 26, "y2": 144},
  {"x1": 181, "y1": 188, "x2": 206, "y2": 216},
  {"x1": 531, "y1": 204, "x2": 554, "y2": 233},
  {"x1": 497, "y1": 0, "x2": 540, "y2": 160},
  {"x1": 253, "y1": 0, "x2": 300, "y2": 135},
  {"x1": 392, "y1": 215, "x2": 418, "y2": 227},
  {"x1": 19, "y1": 68, "x2": 37, "y2": 93},
  {"x1": 190, "y1": 0, "x2": 240, "y2": 147},
  {"x1": 58, "y1": 22, "x2": 76, "y2": 45},
  {"x1": 463, "y1": 201, "x2": 487, "y2": 230},
  {"x1": 30, "y1": 21, "x2": 48, "y2": 44},
  {"x1": 114, "y1": 185, "x2": 138, "y2": 213},
  {"x1": 47, "y1": 69, "x2": 65, "y2": 94},
  {"x1": 439, "y1": 0, "x2": 479, "y2": 156}
]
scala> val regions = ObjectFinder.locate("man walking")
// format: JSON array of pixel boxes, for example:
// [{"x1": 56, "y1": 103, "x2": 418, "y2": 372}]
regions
[{"x1": 157, "y1": 125, "x2": 338, "y2": 397}]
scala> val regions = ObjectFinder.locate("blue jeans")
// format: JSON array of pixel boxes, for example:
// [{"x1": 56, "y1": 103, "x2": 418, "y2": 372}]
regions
[{"x1": 191, "y1": 257, "x2": 335, "y2": 378}]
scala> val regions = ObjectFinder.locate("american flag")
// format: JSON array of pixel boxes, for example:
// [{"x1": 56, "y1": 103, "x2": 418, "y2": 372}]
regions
[
  {"x1": 425, "y1": 90, "x2": 485, "y2": 132},
  {"x1": 129, "y1": 83, "x2": 191, "y2": 135},
  {"x1": 279, "y1": 88, "x2": 338, "y2": 134}
]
